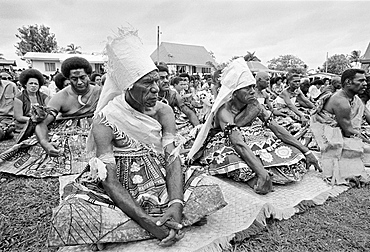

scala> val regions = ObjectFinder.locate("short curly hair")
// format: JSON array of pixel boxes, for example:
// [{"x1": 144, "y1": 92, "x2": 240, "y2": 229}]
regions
[
  {"x1": 61, "y1": 56, "x2": 92, "y2": 78},
  {"x1": 53, "y1": 73, "x2": 68, "y2": 90},
  {"x1": 90, "y1": 73, "x2": 102, "y2": 82},
  {"x1": 19, "y1": 69, "x2": 45, "y2": 88}
]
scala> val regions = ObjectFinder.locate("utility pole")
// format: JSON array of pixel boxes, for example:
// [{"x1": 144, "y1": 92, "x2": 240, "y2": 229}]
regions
[
  {"x1": 325, "y1": 52, "x2": 328, "y2": 73},
  {"x1": 157, "y1": 26, "x2": 160, "y2": 63}
]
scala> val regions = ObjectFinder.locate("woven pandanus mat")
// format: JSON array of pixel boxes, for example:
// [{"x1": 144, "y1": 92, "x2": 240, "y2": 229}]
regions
[{"x1": 57, "y1": 170, "x2": 348, "y2": 252}]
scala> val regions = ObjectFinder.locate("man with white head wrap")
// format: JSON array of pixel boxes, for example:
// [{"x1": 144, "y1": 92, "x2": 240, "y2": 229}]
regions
[
  {"x1": 188, "y1": 58, "x2": 321, "y2": 195},
  {"x1": 48, "y1": 27, "x2": 225, "y2": 249}
]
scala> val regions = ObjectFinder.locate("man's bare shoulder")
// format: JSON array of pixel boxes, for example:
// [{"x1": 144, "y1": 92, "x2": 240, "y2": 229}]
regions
[
  {"x1": 48, "y1": 87, "x2": 70, "y2": 105},
  {"x1": 325, "y1": 91, "x2": 350, "y2": 112},
  {"x1": 216, "y1": 104, "x2": 232, "y2": 122},
  {"x1": 156, "y1": 101, "x2": 174, "y2": 116},
  {"x1": 328, "y1": 91, "x2": 348, "y2": 106}
]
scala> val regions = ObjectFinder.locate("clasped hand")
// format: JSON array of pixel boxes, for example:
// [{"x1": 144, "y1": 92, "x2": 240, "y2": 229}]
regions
[{"x1": 156, "y1": 204, "x2": 184, "y2": 247}]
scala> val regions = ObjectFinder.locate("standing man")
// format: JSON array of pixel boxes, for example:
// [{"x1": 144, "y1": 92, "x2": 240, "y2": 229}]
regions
[
  {"x1": 157, "y1": 64, "x2": 200, "y2": 127},
  {"x1": 311, "y1": 69, "x2": 370, "y2": 185},
  {"x1": 0, "y1": 72, "x2": 18, "y2": 140}
]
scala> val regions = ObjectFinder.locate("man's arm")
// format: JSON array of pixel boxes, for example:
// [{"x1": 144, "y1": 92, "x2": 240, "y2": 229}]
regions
[
  {"x1": 365, "y1": 107, "x2": 370, "y2": 125},
  {"x1": 93, "y1": 121, "x2": 170, "y2": 240},
  {"x1": 331, "y1": 97, "x2": 359, "y2": 137},
  {"x1": 218, "y1": 107, "x2": 272, "y2": 194},
  {"x1": 35, "y1": 91, "x2": 65, "y2": 156},
  {"x1": 280, "y1": 90, "x2": 307, "y2": 123},
  {"x1": 158, "y1": 104, "x2": 184, "y2": 221},
  {"x1": 297, "y1": 89, "x2": 314, "y2": 109},
  {"x1": 265, "y1": 113, "x2": 321, "y2": 171},
  {"x1": 175, "y1": 93, "x2": 200, "y2": 126}
]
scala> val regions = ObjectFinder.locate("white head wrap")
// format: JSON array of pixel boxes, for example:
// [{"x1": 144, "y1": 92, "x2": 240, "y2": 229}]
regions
[
  {"x1": 95, "y1": 26, "x2": 157, "y2": 114},
  {"x1": 87, "y1": 26, "x2": 158, "y2": 154},
  {"x1": 187, "y1": 58, "x2": 256, "y2": 160}
]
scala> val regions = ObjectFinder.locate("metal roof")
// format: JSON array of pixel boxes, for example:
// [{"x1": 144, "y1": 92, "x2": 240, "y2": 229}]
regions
[
  {"x1": 150, "y1": 42, "x2": 215, "y2": 67},
  {"x1": 23, "y1": 52, "x2": 106, "y2": 63},
  {"x1": 360, "y1": 42, "x2": 370, "y2": 64},
  {"x1": 0, "y1": 59, "x2": 17, "y2": 66}
]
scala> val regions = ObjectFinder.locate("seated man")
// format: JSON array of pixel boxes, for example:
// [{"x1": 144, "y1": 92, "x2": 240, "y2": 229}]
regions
[
  {"x1": 157, "y1": 64, "x2": 200, "y2": 133},
  {"x1": 188, "y1": 58, "x2": 320, "y2": 195},
  {"x1": 273, "y1": 74, "x2": 314, "y2": 136},
  {"x1": 0, "y1": 57, "x2": 101, "y2": 177},
  {"x1": 48, "y1": 28, "x2": 225, "y2": 249},
  {"x1": 0, "y1": 71, "x2": 18, "y2": 140},
  {"x1": 311, "y1": 69, "x2": 370, "y2": 185},
  {"x1": 255, "y1": 71, "x2": 286, "y2": 117}
]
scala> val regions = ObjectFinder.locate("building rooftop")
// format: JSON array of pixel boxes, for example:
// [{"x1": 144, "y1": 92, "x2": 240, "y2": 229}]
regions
[
  {"x1": 23, "y1": 52, "x2": 106, "y2": 63},
  {"x1": 150, "y1": 42, "x2": 215, "y2": 67}
]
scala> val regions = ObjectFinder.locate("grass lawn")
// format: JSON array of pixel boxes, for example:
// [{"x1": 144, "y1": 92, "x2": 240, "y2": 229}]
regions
[{"x1": 0, "y1": 137, "x2": 369, "y2": 252}]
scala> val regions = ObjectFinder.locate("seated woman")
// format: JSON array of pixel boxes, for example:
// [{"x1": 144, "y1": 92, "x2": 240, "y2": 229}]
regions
[
  {"x1": 188, "y1": 58, "x2": 321, "y2": 195},
  {"x1": 48, "y1": 28, "x2": 226, "y2": 249},
  {"x1": 90, "y1": 73, "x2": 102, "y2": 86},
  {"x1": 13, "y1": 69, "x2": 50, "y2": 132}
]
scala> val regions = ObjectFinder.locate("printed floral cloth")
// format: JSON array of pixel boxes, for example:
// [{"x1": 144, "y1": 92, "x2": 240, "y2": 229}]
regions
[
  {"x1": 200, "y1": 117, "x2": 308, "y2": 185},
  {"x1": 48, "y1": 125, "x2": 227, "y2": 247},
  {"x1": 0, "y1": 115, "x2": 93, "y2": 177}
]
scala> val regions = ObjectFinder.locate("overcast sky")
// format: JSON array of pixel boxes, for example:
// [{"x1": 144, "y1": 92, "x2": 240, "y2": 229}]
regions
[{"x1": 1, "y1": 0, "x2": 370, "y2": 70}]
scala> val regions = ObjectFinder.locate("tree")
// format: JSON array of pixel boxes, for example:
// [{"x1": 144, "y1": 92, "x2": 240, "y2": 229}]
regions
[
  {"x1": 0, "y1": 53, "x2": 4, "y2": 59},
  {"x1": 323, "y1": 54, "x2": 351, "y2": 75},
  {"x1": 244, "y1": 51, "x2": 261, "y2": 62},
  {"x1": 208, "y1": 50, "x2": 216, "y2": 60},
  {"x1": 267, "y1": 54, "x2": 306, "y2": 74},
  {"x1": 15, "y1": 24, "x2": 58, "y2": 57},
  {"x1": 65, "y1": 43, "x2": 82, "y2": 54}
]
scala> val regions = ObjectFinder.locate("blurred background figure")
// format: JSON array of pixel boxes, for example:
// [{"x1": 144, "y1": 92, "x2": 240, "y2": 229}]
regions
[
  {"x1": 53, "y1": 73, "x2": 71, "y2": 92},
  {"x1": 90, "y1": 73, "x2": 102, "y2": 86},
  {"x1": 0, "y1": 71, "x2": 19, "y2": 140}
]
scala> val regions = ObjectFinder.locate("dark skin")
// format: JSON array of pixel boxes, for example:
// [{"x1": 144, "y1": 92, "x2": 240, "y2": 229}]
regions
[
  {"x1": 255, "y1": 74, "x2": 286, "y2": 117},
  {"x1": 216, "y1": 85, "x2": 321, "y2": 195},
  {"x1": 279, "y1": 77, "x2": 313, "y2": 125},
  {"x1": 215, "y1": 85, "x2": 272, "y2": 194},
  {"x1": 95, "y1": 70, "x2": 184, "y2": 247},
  {"x1": 35, "y1": 68, "x2": 97, "y2": 156},
  {"x1": 324, "y1": 73, "x2": 369, "y2": 142},
  {"x1": 158, "y1": 71, "x2": 200, "y2": 127}
]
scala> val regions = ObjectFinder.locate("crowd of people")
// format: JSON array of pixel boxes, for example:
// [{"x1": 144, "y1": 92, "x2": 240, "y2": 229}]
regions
[{"x1": 0, "y1": 27, "x2": 369, "y2": 249}]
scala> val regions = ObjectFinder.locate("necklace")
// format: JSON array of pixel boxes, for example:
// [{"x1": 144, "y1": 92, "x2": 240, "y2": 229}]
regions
[{"x1": 70, "y1": 85, "x2": 91, "y2": 106}]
